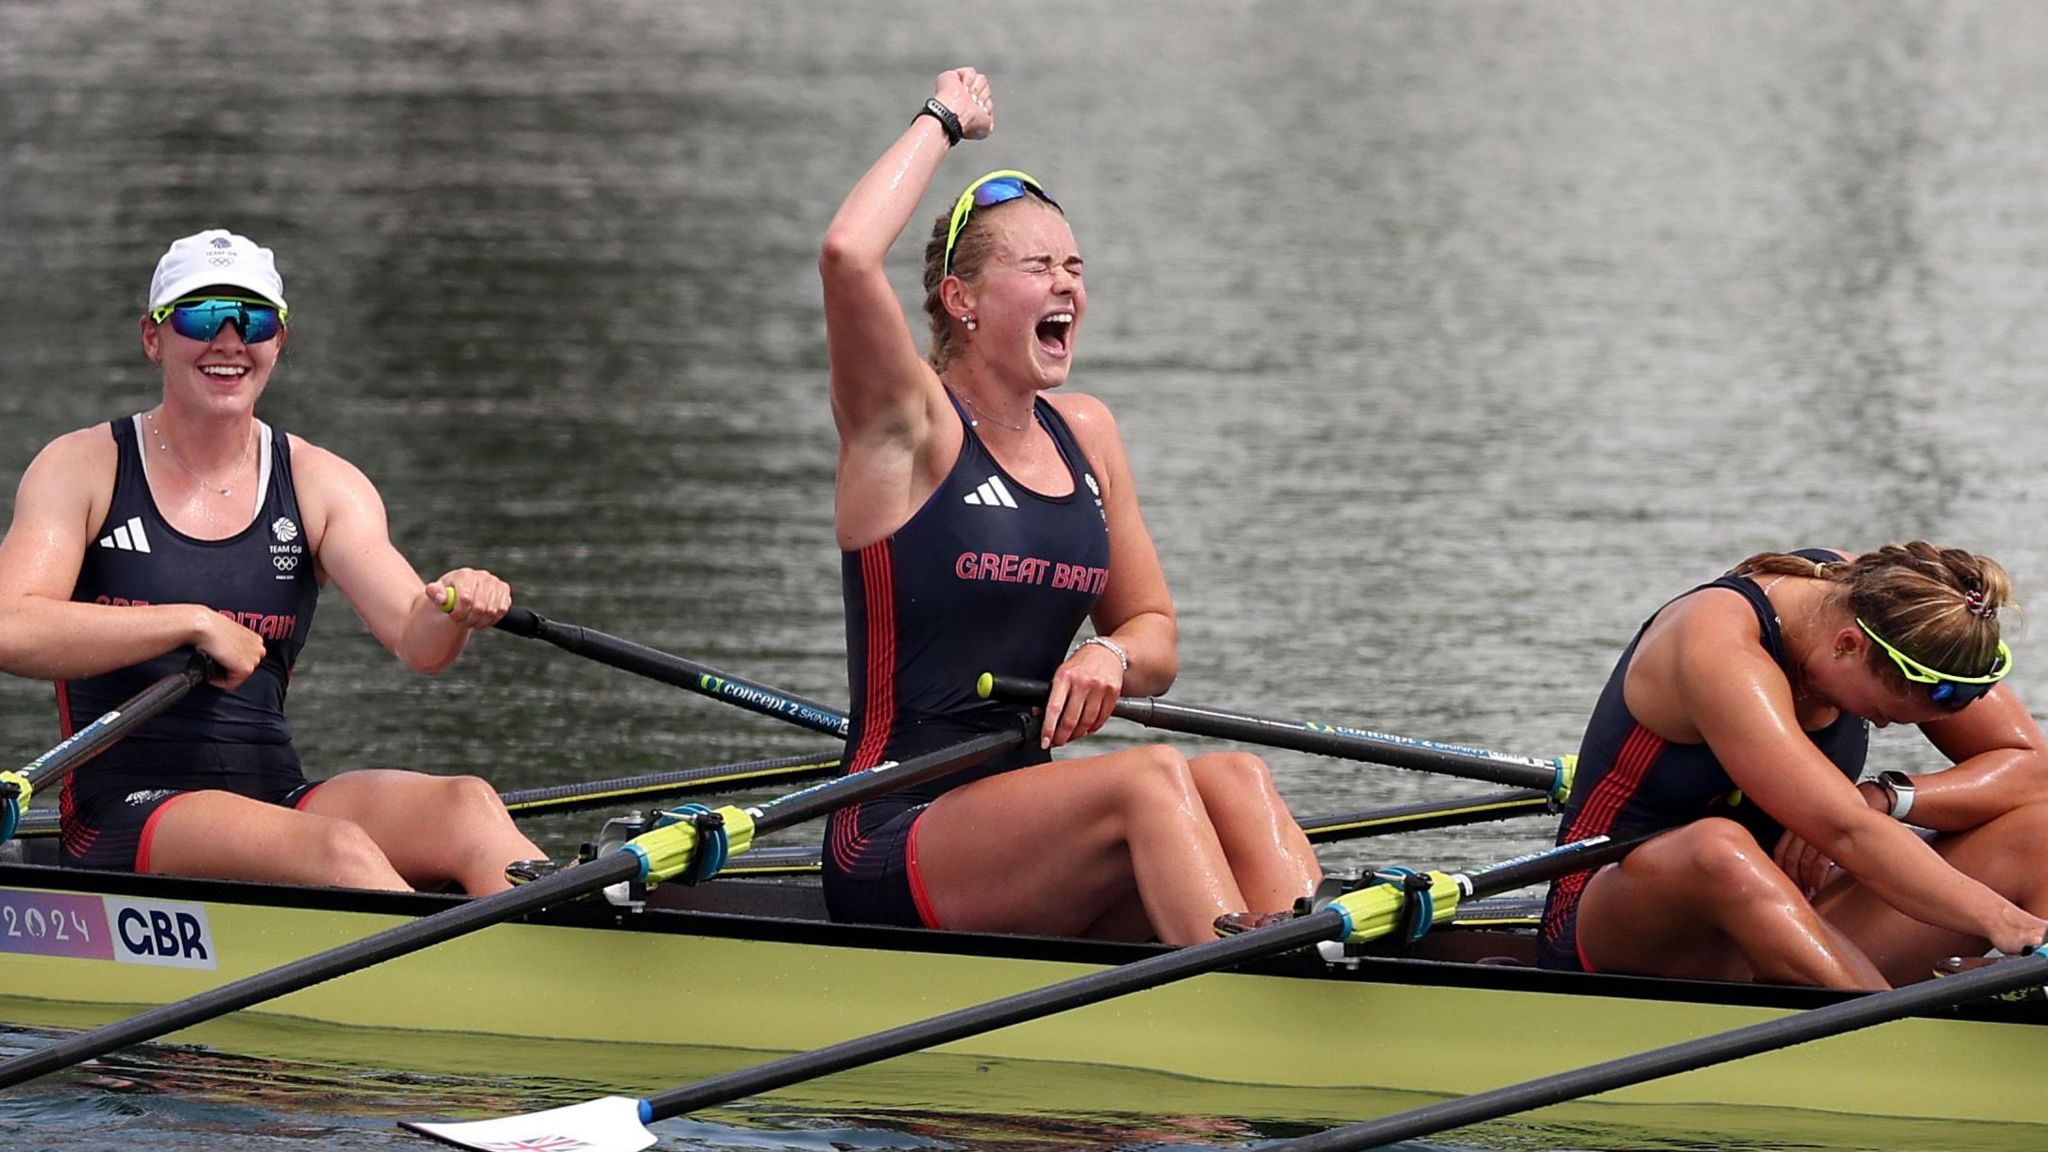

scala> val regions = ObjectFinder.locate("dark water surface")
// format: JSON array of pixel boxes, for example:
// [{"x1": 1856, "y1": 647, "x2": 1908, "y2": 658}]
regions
[{"x1": 5, "y1": 1, "x2": 2048, "y2": 1148}]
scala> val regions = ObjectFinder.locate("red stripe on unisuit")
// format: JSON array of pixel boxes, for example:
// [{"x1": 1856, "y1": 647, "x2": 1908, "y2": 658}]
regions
[
  {"x1": 833, "y1": 542, "x2": 900, "y2": 871},
  {"x1": 905, "y1": 808, "x2": 942, "y2": 928},
  {"x1": 1547, "y1": 723, "x2": 1666, "y2": 941},
  {"x1": 853, "y1": 542, "x2": 897, "y2": 772},
  {"x1": 1574, "y1": 723, "x2": 1664, "y2": 841},
  {"x1": 134, "y1": 792, "x2": 198, "y2": 874}
]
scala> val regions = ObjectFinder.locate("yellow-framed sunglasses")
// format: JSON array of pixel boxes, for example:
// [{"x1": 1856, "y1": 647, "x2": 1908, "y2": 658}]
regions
[
  {"x1": 1856, "y1": 618, "x2": 2012, "y2": 710},
  {"x1": 942, "y1": 169, "x2": 1059, "y2": 277}
]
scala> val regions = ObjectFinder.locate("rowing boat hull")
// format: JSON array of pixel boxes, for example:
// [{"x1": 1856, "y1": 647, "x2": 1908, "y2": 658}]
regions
[{"x1": 3, "y1": 862, "x2": 2044, "y2": 1142}]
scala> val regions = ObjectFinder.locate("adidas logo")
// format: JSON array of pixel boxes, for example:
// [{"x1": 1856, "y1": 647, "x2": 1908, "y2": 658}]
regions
[
  {"x1": 97, "y1": 516, "x2": 152, "y2": 553},
  {"x1": 962, "y1": 475, "x2": 1018, "y2": 509}
]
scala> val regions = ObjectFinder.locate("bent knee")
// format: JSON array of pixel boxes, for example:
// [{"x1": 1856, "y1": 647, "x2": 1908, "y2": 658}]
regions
[
  {"x1": 1949, "y1": 801, "x2": 2048, "y2": 898},
  {"x1": 1664, "y1": 818, "x2": 1784, "y2": 892},
  {"x1": 306, "y1": 819, "x2": 398, "y2": 887},
  {"x1": 1191, "y1": 751, "x2": 1279, "y2": 798},
  {"x1": 1118, "y1": 744, "x2": 1199, "y2": 805},
  {"x1": 437, "y1": 774, "x2": 507, "y2": 813}
]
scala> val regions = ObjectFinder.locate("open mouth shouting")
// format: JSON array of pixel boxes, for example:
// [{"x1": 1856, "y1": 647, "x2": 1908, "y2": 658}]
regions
[{"x1": 1036, "y1": 310, "x2": 1075, "y2": 359}]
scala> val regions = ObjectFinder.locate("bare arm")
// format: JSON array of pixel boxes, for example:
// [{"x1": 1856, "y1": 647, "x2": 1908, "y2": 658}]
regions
[
  {"x1": 1036, "y1": 393, "x2": 1179, "y2": 748},
  {"x1": 294, "y1": 439, "x2": 508, "y2": 675},
  {"x1": 1899, "y1": 690, "x2": 2048, "y2": 829},
  {"x1": 821, "y1": 68, "x2": 995, "y2": 549},
  {"x1": 0, "y1": 428, "x2": 263, "y2": 688},
  {"x1": 1679, "y1": 620, "x2": 2044, "y2": 953}
]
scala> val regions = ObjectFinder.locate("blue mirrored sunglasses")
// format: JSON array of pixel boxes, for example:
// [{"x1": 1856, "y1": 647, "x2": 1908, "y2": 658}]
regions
[
  {"x1": 149, "y1": 297, "x2": 288, "y2": 344},
  {"x1": 943, "y1": 170, "x2": 1059, "y2": 276}
]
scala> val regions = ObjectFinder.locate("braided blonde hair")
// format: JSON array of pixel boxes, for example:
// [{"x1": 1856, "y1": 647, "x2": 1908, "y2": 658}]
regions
[{"x1": 1734, "y1": 542, "x2": 2012, "y2": 683}]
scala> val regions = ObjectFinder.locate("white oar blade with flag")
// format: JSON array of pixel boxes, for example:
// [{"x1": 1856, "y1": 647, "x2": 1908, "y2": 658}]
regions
[{"x1": 404, "y1": 1095, "x2": 653, "y2": 1152}]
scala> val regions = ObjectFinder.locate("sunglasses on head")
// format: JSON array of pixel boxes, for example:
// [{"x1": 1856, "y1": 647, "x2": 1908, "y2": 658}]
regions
[
  {"x1": 149, "y1": 297, "x2": 288, "y2": 344},
  {"x1": 1856, "y1": 618, "x2": 2013, "y2": 711},
  {"x1": 943, "y1": 169, "x2": 1060, "y2": 277}
]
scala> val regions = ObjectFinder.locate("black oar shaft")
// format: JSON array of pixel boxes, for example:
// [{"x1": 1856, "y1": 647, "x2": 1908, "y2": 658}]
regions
[
  {"x1": 748, "y1": 727, "x2": 1022, "y2": 832},
  {"x1": 572, "y1": 788, "x2": 1562, "y2": 877},
  {"x1": 500, "y1": 755, "x2": 841, "y2": 818},
  {"x1": 982, "y1": 675, "x2": 1560, "y2": 792},
  {"x1": 3, "y1": 653, "x2": 211, "y2": 843},
  {"x1": 0, "y1": 850, "x2": 642, "y2": 1090},
  {"x1": 496, "y1": 608, "x2": 849, "y2": 739},
  {"x1": 1303, "y1": 789, "x2": 1550, "y2": 843},
  {"x1": 493, "y1": 787, "x2": 1557, "y2": 878},
  {"x1": 16, "y1": 653, "x2": 210, "y2": 794},
  {"x1": 0, "y1": 730, "x2": 1021, "y2": 1090},
  {"x1": 644, "y1": 908, "x2": 1348, "y2": 1120},
  {"x1": 642, "y1": 831, "x2": 1647, "y2": 1123},
  {"x1": 1270, "y1": 952, "x2": 2048, "y2": 1152},
  {"x1": 9, "y1": 753, "x2": 849, "y2": 840}
]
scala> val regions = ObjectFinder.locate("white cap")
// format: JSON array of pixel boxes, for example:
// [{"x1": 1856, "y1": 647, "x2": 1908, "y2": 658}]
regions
[{"x1": 147, "y1": 229, "x2": 288, "y2": 312}]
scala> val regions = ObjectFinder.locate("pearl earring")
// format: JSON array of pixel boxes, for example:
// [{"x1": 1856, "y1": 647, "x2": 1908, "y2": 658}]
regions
[{"x1": 962, "y1": 314, "x2": 976, "y2": 331}]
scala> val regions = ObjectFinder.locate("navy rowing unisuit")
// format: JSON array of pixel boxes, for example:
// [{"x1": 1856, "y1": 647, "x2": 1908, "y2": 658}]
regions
[
  {"x1": 824, "y1": 394, "x2": 1111, "y2": 927},
  {"x1": 1538, "y1": 549, "x2": 1867, "y2": 971},
  {"x1": 58, "y1": 416, "x2": 322, "y2": 871}
]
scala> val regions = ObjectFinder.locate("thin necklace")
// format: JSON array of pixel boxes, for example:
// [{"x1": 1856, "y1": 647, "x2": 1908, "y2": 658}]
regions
[
  {"x1": 145, "y1": 411, "x2": 254, "y2": 498},
  {"x1": 954, "y1": 388, "x2": 1033, "y2": 433}
]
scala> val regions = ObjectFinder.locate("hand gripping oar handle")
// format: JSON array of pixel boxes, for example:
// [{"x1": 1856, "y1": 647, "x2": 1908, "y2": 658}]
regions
[
  {"x1": 495, "y1": 607, "x2": 849, "y2": 739},
  {"x1": 979, "y1": 673, "x2": 1571, "y2": 800},
  {"x1": 628, "y1": 831, "x2": 1653, "y2": 1128},
  {"x1": 1268, "y1": 948, "x2": 2048, "y2": 1152},
  {"x1": 0, "y1": 725, "x2": 1026, "y2": 1093},
  {"x1": 0, "y1": 651, "x2": 212, "y2": 843}
]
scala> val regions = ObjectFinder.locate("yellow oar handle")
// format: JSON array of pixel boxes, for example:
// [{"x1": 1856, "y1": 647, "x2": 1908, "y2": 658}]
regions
[
  {"x1": 1330, "y1": 869, "x2": 1464, "y2": 943},
  {"x1": 622, "y1": 805, "x2": 758, "y2": 886},
  {"x1": 1552, "y1": 754, "x2": 1578, "y2": 809},
  {"x1": 0, "y1": 770, "x2": 31, "y2": 842}
]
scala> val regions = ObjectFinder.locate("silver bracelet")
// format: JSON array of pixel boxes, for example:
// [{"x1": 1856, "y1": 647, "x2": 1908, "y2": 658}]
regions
[{"x1": 1076, "y1": 635, "x2": 1129, "y2": 673}]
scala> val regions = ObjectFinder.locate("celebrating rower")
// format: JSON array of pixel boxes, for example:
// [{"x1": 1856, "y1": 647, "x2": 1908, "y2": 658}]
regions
[
  {"x1": 1541, "y1": 544, "x2": 2048, "y2": 988},
  {"x1": 815, "y1": 69, "x2": 1320, "y2": 945},
  {"x1": 0, "y1": 229, "x2": 542, "y2": 893}
]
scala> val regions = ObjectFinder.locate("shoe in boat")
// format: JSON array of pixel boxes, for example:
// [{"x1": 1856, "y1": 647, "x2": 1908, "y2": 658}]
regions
[
  {"x1": 505, "y1": 858, "x2": 571, "y2": 886},
  {"x1": 1931, "y1": 954, "x2": 2048, "y2": 1002},
  {"x1": 1213, "y1": 909, "x2": 1297, "y2": 937}
]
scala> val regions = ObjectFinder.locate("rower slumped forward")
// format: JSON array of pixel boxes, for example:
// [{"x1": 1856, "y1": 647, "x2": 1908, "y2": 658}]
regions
[
  {"x1": 1542, "y1": 544, "x2": 2048, "y2": 987},
  {"x1": 816, "y1": 69, "x2": 1321, "y2": 945},
  {"x1": 0, "y1": 229, "x2": 542, "y2": 893}
]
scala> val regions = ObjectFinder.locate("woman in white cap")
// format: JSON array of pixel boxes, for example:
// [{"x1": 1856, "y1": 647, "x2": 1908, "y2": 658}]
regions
[{"x1": 0, "y1": 229, "x2": 543, "y2": 893}]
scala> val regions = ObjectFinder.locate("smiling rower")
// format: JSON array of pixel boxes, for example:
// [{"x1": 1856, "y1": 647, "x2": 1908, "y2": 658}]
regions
[{"x1": 0, "y1": 229, "x2": 541, "y2": 893}]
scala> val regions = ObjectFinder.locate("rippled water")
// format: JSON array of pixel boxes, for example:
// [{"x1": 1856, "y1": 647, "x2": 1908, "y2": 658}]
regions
[{"x1": 5, "y1": 1, "x2": 2048, "y2": 1148}]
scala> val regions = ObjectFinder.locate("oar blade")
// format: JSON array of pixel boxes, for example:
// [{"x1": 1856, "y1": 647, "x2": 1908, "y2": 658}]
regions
[{"x1": 403, "y1": 1095, "x2": 654, "y2": 1152}]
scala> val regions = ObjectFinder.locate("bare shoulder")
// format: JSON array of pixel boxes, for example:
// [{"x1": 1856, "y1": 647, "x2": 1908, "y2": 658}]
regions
[
  {"x1": 1658, "y1": 582, "x2": 1762, "y2": 641},
  {"x1": 285, "y1": 433, "x2": 376, "y2": 494},
  {"x1": 31, "y1": 422, "x2": 119, "y2": 470},
  {"x1": 1043, "y1": 389, "x2": 1117, "y2": 428},
  {"x1": 284, "y1": 434, "x2": 385, "y2": 547},
  {"x1": 1655, "y1": 585, "x2": 1787, "y2": 691},
  {"x1": 1043, "y1": 391, "x2": 1125, "y2": 459},
  {"x1": 16, "y1": 423, "x2": 118, "y2": 502}
]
